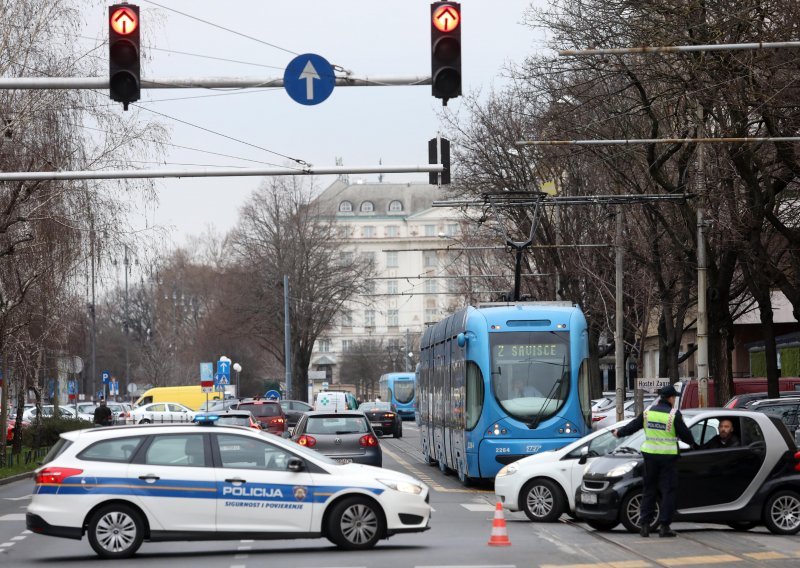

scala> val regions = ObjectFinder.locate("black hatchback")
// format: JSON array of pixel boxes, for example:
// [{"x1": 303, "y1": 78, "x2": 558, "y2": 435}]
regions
[{"x1": 575, "y1": 409, "x2": 800, "y2": 535}]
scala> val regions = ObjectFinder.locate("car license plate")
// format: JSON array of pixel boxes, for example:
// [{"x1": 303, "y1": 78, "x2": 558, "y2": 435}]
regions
[
  {"x1": 371, "y1": 422, "x2": 382, "y2": 428},
  {"x1": 580, "y1": 492, "x2": 598, "y2": 505},
  {"x1": 335, "y1": 458, "x2": 353, "y2": 464}
]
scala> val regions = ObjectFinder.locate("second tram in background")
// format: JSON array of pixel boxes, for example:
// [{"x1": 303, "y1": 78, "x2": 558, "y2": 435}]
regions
[
  {"x1": 418, "y1": 302, "x2": 592, "y2": 484},
  {"x1": 378, "y1": 372, "x2": 416, "y2": 420}
]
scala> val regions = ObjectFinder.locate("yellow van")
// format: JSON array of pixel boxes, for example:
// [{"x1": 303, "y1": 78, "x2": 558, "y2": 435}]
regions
[{"x1": 134, "y1": 386, "x2": 227, "y2": 411}]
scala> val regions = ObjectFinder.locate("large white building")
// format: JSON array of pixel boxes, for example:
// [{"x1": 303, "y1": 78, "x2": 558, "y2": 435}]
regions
[{"x1": 311, "y1": 180, "x2": 465, "y2": 384}]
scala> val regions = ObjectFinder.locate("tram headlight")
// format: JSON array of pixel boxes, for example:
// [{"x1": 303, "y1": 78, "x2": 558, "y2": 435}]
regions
[
  {"x1": 378, "y1": 479, "x2": 423, "y2": 494},
  {"x1": 496, "y1": 463, "x2": 518, "y2": 477},
  {"x1": 488, "y1": 423, "x2": 508, "y2": 436}
]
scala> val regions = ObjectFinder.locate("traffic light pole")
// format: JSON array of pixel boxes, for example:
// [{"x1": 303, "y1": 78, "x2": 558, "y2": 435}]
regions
[{"x1": 0, "y1": 75, "x2": 432, "y2": 90}]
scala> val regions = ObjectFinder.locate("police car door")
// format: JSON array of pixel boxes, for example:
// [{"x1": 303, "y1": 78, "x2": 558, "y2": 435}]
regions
[
  {"x1": 126, "y1": 433, "x2": 216, "y2": 532},
  {"x1": 213, "y1": 433, "x2": 315, "y2": 532}
]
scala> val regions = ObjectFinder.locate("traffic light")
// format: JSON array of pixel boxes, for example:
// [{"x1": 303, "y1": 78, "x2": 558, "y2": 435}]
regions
[
  {"x1": 108, "y1": 3, "x2": 141, "y2": 110},
  {"x1": 428, "y1": 137, "x2": 451, "y2": 185},
  {"x1": 430, "y1": 2, "x2": 462, "y2": 103}
]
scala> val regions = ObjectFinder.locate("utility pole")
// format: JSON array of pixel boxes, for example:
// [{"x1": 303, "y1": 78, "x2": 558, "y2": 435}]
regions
[
  {"x1": 283, "y1": 275, "x2": 292, "y2": 398},
  {"x1": 90, "y1": 222, "x2": 97, "y2": 401},
  {"x1": 404, "y1": 329, "x2": 411, "y2": 372},
  {"x1": 615, "y1": 207, "x2": 626, "y2": 422},
  {"x1": 124, "y1": 245, "x2": 130, "y2": 399},
  {"x1": 696, "y1": 105, "x2": 709, "y2": 407}
]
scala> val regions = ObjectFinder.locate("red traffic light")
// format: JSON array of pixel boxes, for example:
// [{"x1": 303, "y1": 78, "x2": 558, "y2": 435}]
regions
[
  {"x1": 110, "y1": 7, "x2": 138, "y2": 35},
  {"x1": 432, "y1": 4, "x2": 460, "y2": 33}
]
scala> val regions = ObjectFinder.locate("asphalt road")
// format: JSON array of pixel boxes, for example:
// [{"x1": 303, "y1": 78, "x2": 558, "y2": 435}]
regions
[{"x1": 2, "y1": 424, "x2": 799, "y2": 567}]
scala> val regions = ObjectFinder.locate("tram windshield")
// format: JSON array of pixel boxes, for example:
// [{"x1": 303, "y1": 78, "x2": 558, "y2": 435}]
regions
[
  {"x1": 393, "y1": 380, "x2": 415, "y2": 404},
  {"x1": 490, "y1": 331, "x2": 570, "y2": 424}
]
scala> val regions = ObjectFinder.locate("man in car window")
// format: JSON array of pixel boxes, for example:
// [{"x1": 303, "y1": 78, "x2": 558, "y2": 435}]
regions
[
  {"x1": 701, "y1": 418, "x2": 740, "y2": 449},
  {"x1": 613, "y1": 385, "x2": 696, "y2": 538}
]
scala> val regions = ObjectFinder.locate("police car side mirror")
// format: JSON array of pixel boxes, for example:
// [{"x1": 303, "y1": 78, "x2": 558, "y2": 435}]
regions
[
  {"x1": 287, "y1": 457, "x2": 305, "y2": 472},
  {"x1": 578, "y1": 445, "x2": 589, "y2": 465}
]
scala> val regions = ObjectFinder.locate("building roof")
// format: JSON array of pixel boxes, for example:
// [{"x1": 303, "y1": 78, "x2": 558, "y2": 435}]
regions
[{"x1": 316, "y1": 180, "x2": 450, "y2": 218}]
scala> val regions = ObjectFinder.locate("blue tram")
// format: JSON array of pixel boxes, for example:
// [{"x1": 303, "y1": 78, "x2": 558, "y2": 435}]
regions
[{"x1": 417, "y1": 303, "x2": 592, "y2": 484}]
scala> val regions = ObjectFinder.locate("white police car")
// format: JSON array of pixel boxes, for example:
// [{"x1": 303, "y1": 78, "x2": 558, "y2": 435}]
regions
[{"x1": 27, "y1": 417, "x2": 431, "y2": 558}]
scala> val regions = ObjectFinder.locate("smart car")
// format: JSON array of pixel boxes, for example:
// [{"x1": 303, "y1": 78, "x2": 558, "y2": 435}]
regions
[
  {"x1": 575, "y1": 409, "x2": 800, "y2": 535},
  {"x1": 27, "y1": 420, "x2": 430, "y2": 558}
]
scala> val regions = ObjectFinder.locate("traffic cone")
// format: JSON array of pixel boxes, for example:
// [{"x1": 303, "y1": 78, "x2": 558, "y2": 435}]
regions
[{"x1": 487, "y1": 501, "x2": 511, "y2": 546}]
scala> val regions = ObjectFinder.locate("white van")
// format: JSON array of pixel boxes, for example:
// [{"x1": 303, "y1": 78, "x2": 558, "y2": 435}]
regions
[{"x1": 314, "y1": 391, "x2": 358, "y2": 412}]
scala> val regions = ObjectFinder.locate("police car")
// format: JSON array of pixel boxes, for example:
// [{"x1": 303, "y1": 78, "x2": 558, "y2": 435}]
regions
[{"x1": 26, "y1": 417, "x2": 431, "y2": 558}]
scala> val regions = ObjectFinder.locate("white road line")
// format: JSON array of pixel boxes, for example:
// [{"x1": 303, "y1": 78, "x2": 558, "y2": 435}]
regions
[
  {"x1": 22, "y1": 530, "x2": 31, "y2": 534},
  {"x1": 460, "y1": 504, "x2": 497, "y2": 512},
  {"x1": 0, "y1": 542, "x2": 15, "y2": 548},
  {"x1": 0, "y1": 514, "x2": 25, "y2": 521},
  {"x1": 230, "y1": 565, "x2": 246, "y2": 568},
  {"x1": 234, "y1": 554, "x2": 248, "y2": 559},
  {"x1": 415, "y1": 565, "x2": 516, "y2": 568},
  {"x1": 11, "y1": 535, "x2": 26, "y2": 541},
  {"x1": 240, "y1": 539, "x2": 254, "y2": 543},
  {"x1": 2, "y1": 495, "x2": 31, "y2": 501},
  {"x1": 237, "y1": 545, "x2": 252, "y2": 551}
]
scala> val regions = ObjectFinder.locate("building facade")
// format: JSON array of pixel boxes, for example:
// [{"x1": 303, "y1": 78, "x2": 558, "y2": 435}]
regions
[{"x1": 310, "y1": 180, "x2": 465, "y2": 385}]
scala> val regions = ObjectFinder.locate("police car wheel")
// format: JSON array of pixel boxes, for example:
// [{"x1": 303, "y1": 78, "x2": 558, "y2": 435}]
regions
[
  {"x1": 138, "y1": 419, "x2": 151, "y2": 424},
  {"x1": 620, "y1": 491, "x2": 659, "y2": 533},
  {"x1": 521, "y1": 478, "x2": 564, "y2": 522},
  {"x1": 327, "y1": 497, "x2": 385, "y2": 550},
  {"x1": 88, "y1": 504, "x2": 144, "y2": 558},
  {"x1": 764, "y1": 490, "x2": 800, "y2": 535}
]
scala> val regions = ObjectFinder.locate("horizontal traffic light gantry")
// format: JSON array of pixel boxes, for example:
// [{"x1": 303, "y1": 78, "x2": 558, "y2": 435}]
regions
[
  {"x1": 109, "y1": 3, "x2": 141, "y2": 110},
  {"x1": 430, "y1": 2, "x2": 462, "y2": 103}
]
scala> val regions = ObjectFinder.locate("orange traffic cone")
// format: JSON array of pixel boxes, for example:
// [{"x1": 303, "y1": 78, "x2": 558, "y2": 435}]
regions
[{"x1": 487, "y1": 501, "x2": 511, "y2": 546}]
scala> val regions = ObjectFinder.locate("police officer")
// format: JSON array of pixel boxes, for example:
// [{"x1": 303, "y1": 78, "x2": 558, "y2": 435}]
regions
[{"x1": 613, "y1": 385, "x2": 696, "y2": 537}]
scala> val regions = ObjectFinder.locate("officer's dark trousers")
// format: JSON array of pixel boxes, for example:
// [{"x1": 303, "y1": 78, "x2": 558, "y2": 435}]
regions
[{"x1": 640, "y1": 453, "x2": 678, "y2": 526}]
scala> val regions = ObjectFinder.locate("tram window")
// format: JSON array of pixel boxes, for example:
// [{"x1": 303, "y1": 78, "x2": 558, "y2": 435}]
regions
[{"x1": 465, "y1": 361, "x2": 484, "y2": 430}]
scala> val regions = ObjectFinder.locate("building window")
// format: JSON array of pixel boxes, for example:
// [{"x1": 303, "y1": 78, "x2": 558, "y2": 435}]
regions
[
  {"x1": 387, "y1": 310, "x2": 399, "y2": 327},
  {"x1": 388, "y1": 200, "x2": 403, "y2": 212},
  {"x1": 337, "y1": 226, "x2": 351, "y2": 238},
  {"x1": 423, "y1": 251, "x2": 437, "y2": 268},
  {"x1": 424, "y1": 279, "x2": 438, "y2": 294},
  {"x1": 318, "y1": 339, "x2": 330, "y2": 352},
  {"x1": 387, "y1": 280, "x2": 398, "y2": 294},
  {"x1": 364, "y1": 310, "x2": 375, "y2": 328},
  {"x1": 386, "y1": 225, "x2": 399, "y2": 237},
  {"x1": 387, "y1": 338, "x2": 401, "y2": 349},
  {"x1": 340, "y1": 251, "x2": 354, "y2": 265},
  {"x1": 360, "y1": 201, "x2": 375, "y2": 213},
  {"x1": 339, "y1": 201, "x2": 353, "y2": 212},
  {"x1": 342, "y1": 339, "x2": 354, "y2": 352},
  {"x1": 386, "y1": 251, "x2": 399, "y2": 268},
  {"x1": 424, "y1": 224, "x2": 437, "y2": 237},
  {"x1": 341, "y1": 312, "x2": 353, "y2": 327},
  {"x1": 363, "y1": 226, "x2": 376, "y2": 238},
  {"x1": 446, "y1": 223, "x2": 458, "y2": 236},
  {"x1": 364, "y1": 280, "x2": 376, "y2": 294},
  {"x1": 447, "y1": 278, "x2": 460, "y2": 293},
  {"x1": 424, "y1": 308, "x2": 438, "y2": 323},
  {"x1": 361, "y1": 251, "x2": 376, "y2": 263}
]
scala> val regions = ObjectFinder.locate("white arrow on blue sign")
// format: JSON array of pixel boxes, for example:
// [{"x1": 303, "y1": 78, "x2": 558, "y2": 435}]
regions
[{"x1": 283, "y1": 53, "x2": 335, "y2": 105}]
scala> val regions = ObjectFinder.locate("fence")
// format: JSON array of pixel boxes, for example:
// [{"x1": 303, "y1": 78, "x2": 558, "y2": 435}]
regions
[{"x1": 4, "y1": 446, "x2": 51, "y2": 468}]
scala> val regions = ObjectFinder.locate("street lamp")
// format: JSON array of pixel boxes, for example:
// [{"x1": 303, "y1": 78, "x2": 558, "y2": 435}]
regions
[{"x1": 233, "y1": 363, "x2": 242, "y2": 398}]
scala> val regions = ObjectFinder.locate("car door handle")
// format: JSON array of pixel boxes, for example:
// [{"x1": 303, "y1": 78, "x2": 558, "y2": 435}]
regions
[
  {"x1": 138, "y1": 475, "x2": 160, "y2": 481},
  {"x1": 225, "y1": 478, "x2": 246, "y2": 484}
]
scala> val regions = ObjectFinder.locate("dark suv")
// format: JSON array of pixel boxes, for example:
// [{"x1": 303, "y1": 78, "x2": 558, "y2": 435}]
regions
[{"x1": 234, "y1": 399, "x2": 286, "y2": 435}]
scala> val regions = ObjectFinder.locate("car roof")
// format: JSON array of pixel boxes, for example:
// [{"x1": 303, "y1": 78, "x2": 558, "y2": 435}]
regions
[
  {"x1": 750, "y1": 397, "x2": 800, "y2": 406},
  {"x1": 304, "y1": 410, "x2": 365, "y2": 417}
]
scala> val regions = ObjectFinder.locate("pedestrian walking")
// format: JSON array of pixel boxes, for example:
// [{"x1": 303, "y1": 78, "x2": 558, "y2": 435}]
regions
[
  {"x1": 93, "y1": 398, "x2": 113, "y2": 427},
  {"x1": 613, "y1": 385, "x2": 696, "y2": 537}
]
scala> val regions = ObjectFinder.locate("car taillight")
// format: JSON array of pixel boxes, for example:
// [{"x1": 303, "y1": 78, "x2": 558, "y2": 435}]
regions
[
  {"x1": 384, "y1": 413, "x2": 395, "y2": 419},
  {"x1": 35, "y1": 467, "x2": 83, "y2": 485},
  {"x1": 592, "y1": 415, "x2": 605, "y2": 422},
  {"x1": 794, "y1": 451, "x2": 800, "y2": 472},
  {"x1": 269, "y1": 417, "x2": 285, "y2": 426},
  {"x1": 359, "y1": 434, "x2": 379, "y2": 447},
  {"x1": 725, "y1": 400, "x2": 737, "y2": 408},
  {"x1": 298, "y1": 435, "x2": 316, "y2": 448}
]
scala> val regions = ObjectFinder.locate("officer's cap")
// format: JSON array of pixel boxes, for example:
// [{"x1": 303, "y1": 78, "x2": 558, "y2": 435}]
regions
[{"x1": 658, "y1": 385, "x2": 679, "y2": 398}]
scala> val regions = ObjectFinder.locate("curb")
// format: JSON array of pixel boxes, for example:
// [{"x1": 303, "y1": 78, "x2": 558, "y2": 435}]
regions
[{"x1": 0, "y1": 471, "x2": 35, "y2": 486}]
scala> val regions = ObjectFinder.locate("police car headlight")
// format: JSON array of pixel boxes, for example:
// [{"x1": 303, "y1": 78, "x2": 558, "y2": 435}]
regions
[
  {"x1": 496, "y1": 463, "x2": 518, "y2": 477},
  {"x1": 607, "y1": 461, "x2": 638, "y2": 478},
  {"x1": 378, "y1": 479, "x2": 423, "y2": 494}
]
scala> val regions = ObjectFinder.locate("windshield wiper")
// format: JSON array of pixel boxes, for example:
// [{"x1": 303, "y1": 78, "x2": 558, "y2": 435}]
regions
[
  {"x1": 529, "y1": 355, "x2": 567, "y2": 430},
  {"x1": 613, "y1": 446, "x2": 640, "y2": 454}
]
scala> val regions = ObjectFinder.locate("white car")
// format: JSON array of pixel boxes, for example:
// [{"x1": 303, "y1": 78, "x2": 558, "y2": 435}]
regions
[
  {"x1": 63, "y1": 403, "x2": 98, "y2": 422},
  {"x1": 494, "y1": 419, "x2": 632, "y2": 522},
  {"x1": 27, "y1": 421, "x2": 431, "y2": 558},
  {"x1": 592, "y1": 398, "x2": 655, "y2": 430},
  {"x1": 22, "y1": 405, "x2": 76, "y2": 422},
  {"x1": 130, "y1": 402, "x2": 196, "y2": 424}
]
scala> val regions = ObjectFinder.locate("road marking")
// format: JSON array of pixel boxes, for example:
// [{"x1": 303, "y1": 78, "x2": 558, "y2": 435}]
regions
[
  {"x1": 416, "y1": 565, "x2": 516, "y2": 568},
  {"x1": 381, "y1": 446, "x2": 491, "y2": 493},
  {"x1": 237, "y1": 545, "x2": 252, "y2": 551},
  {"x1": 541, "y1": 562, "x2": 650, "y2": 568},
  {"x1": 743, "y1": 552, "x2": 788, "y2": 560},
  {"x1": 10, "y1": 535, "x2": 26, "y2": 541},
  {"x1": 234, "y1": 554, "x2": 248, "y2": 559},
  {"x1": 0, "y1": 514, "x2": 25, "y2": 521},
  {"x1": 240, "y1": 539, "x2": 254, "y2": 543},
  {"x1": 2, "y1": 495, "x2": 31, "y2": 501},
  {"x1": 460, "y1": 503, "x2": 497, "y2": 512},
  {"x1": 656, "y1": 555, "x2": 741, "y2": 566},
  {"x1": 0, "y1": 542, "x2": 14, "y2": 548}
]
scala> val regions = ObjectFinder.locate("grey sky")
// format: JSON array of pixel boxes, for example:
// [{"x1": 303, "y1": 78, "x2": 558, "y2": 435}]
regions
[{"x1": 80, "y1": 1, "x2": 544, "y2": 246}]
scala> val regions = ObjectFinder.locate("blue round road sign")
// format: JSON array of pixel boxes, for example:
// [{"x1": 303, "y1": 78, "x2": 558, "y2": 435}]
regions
[
  {"x1": 284, "y1": 53, "x2": 335, "y2": 106},
  {"x1": 265, "y1": 389, "x2": 281, "y2": 401}
]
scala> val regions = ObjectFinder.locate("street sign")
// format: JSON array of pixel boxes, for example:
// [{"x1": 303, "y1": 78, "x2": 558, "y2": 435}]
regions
[
  {"x1": 127, "y1": 382, "x2": 138, "y2": 394},
  {"x1": 101, "y1": 370, "x2": 111, "y2": 384},
  {"x1": 284, "y1": 53, "x2": 335, "y2": 105},
  {"x1": 200, "y1": 362, "x2": 213, "y2": 382},
  {"x1": 636, "y1": 377, "x2": 671, "y2": 395},
  {"x1": 215, "y1": 357, "x2": 231, "y2": 386},
  {"x1": 109, "y1": 380, "x2": 119, "y2": 396},
  {"x1": 265, "y1": 389, "x2": 281, "y2": 400}
]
